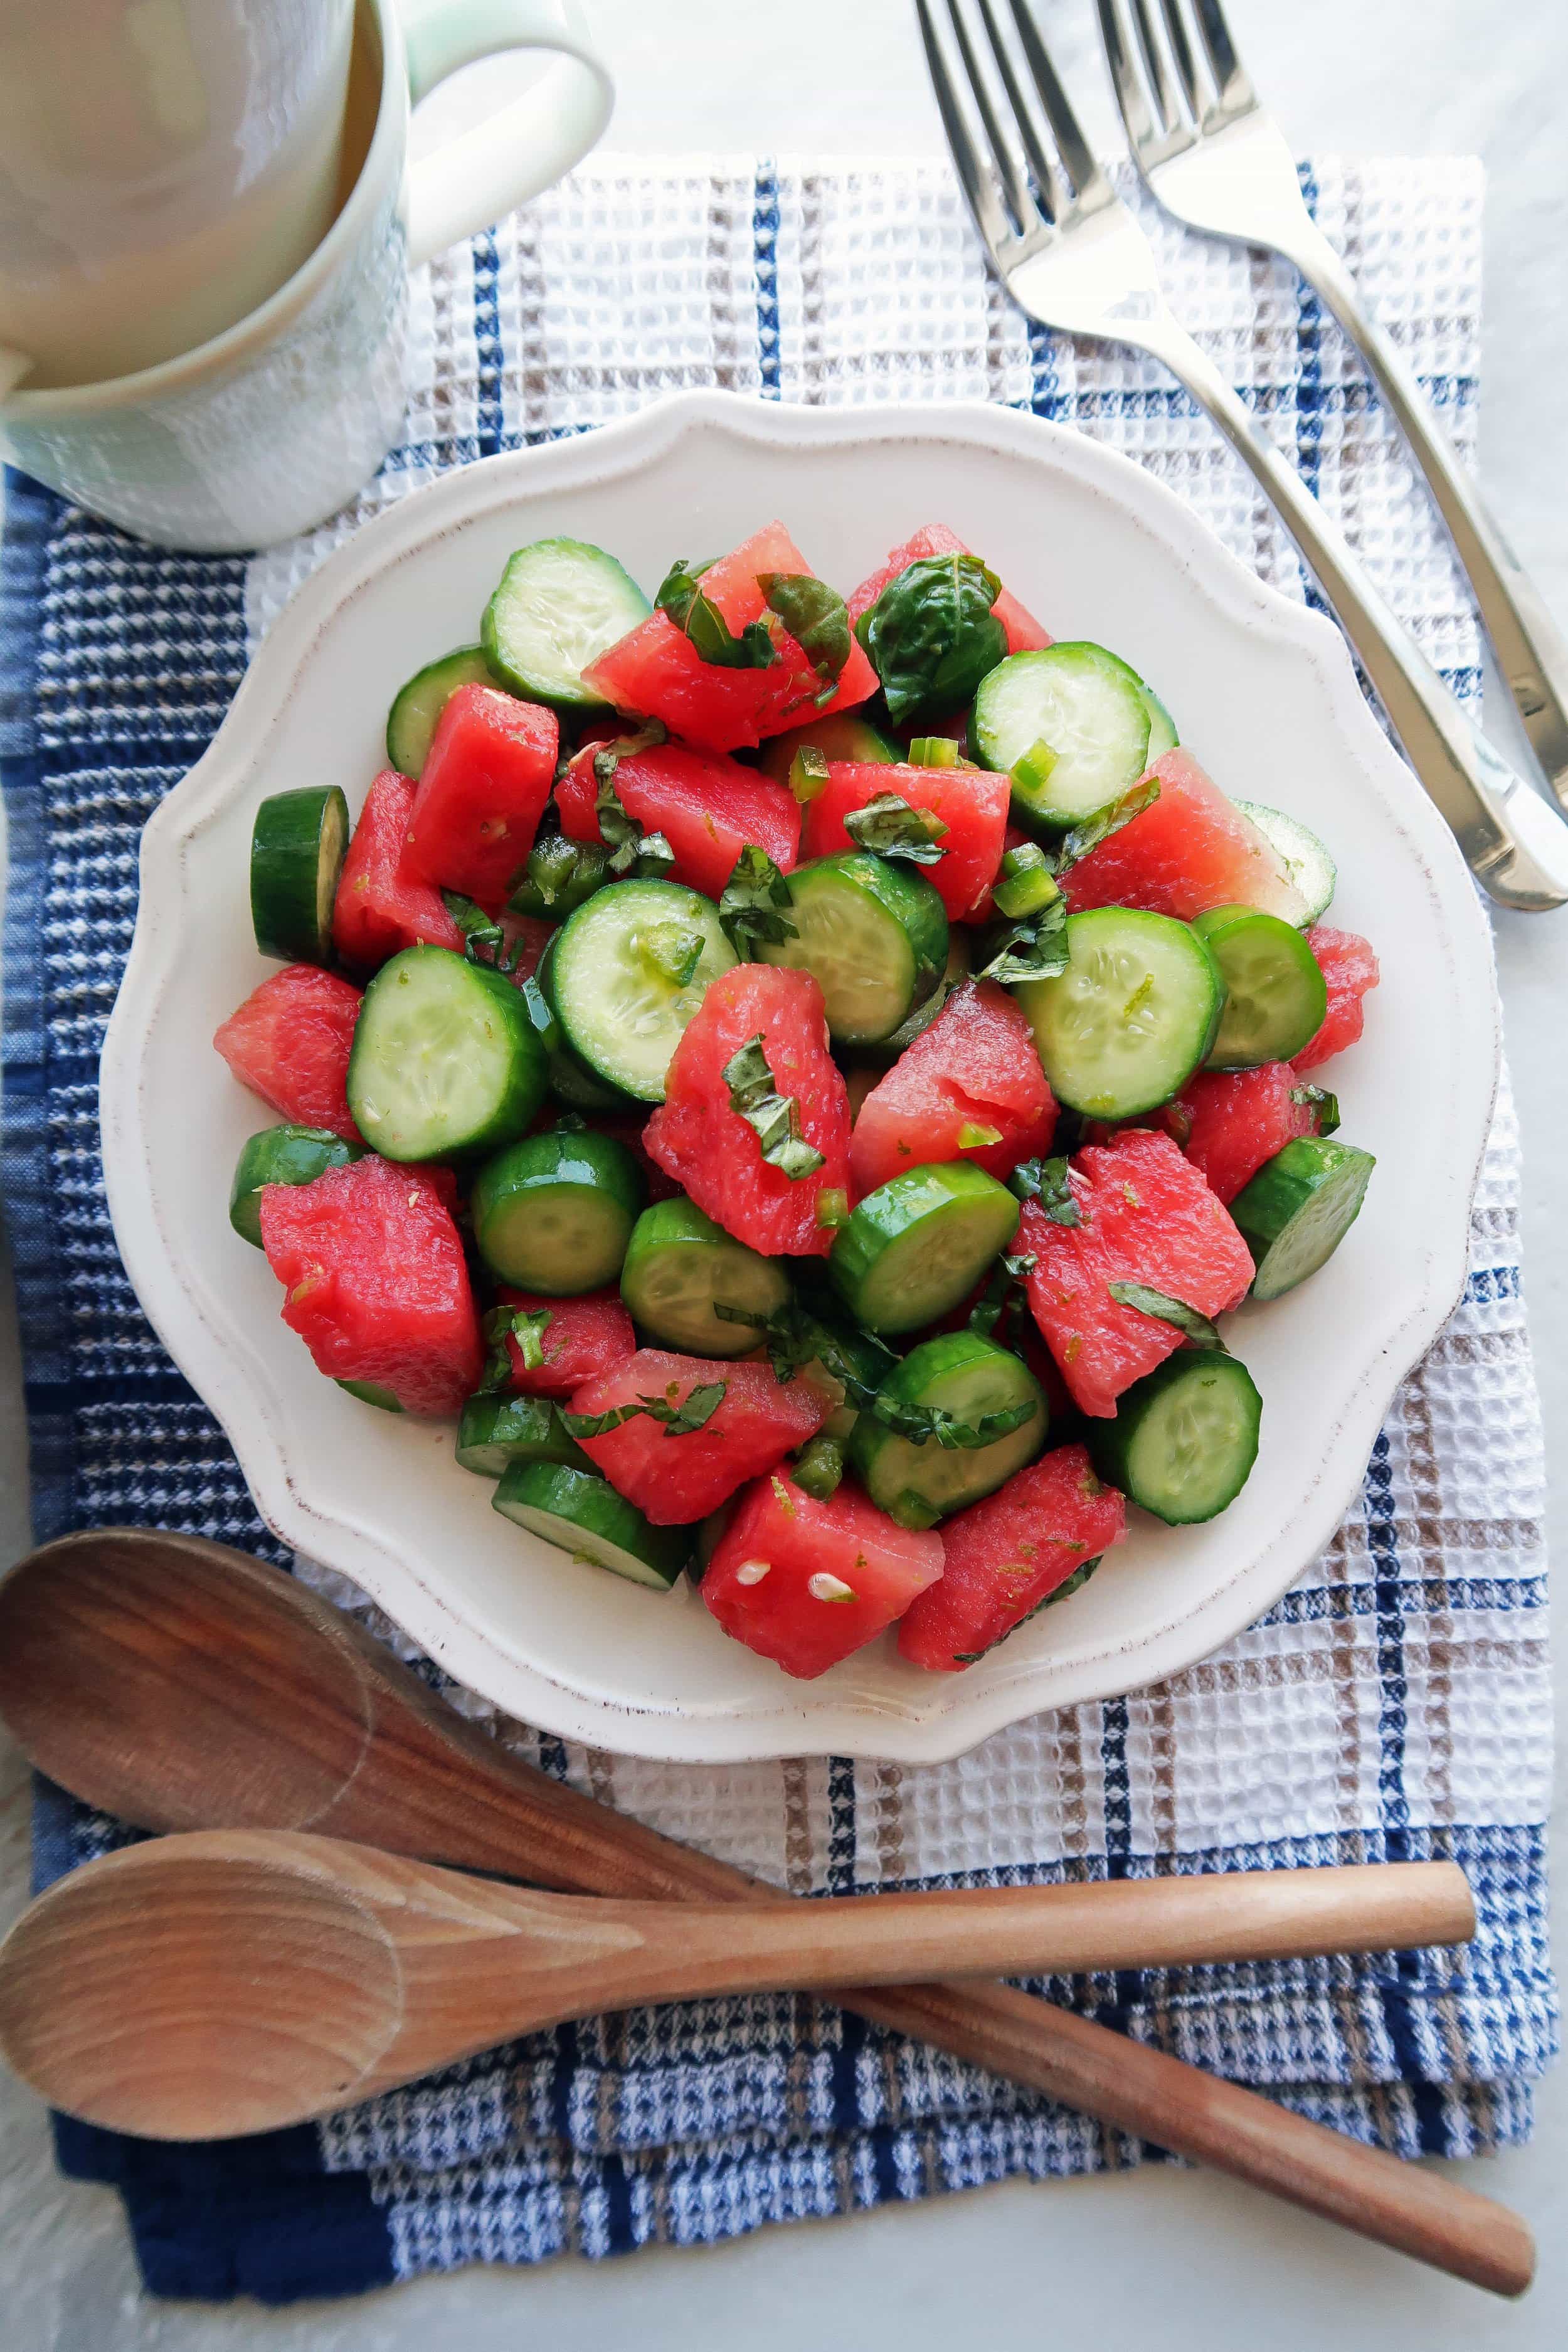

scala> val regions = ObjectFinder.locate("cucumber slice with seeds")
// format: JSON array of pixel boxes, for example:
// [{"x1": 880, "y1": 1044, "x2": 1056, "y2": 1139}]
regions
[
  {"x1": 1013, "y1": 906, "x2": 1224, "y2": 1119},
  {"x1": 1088, "y1": 1352, "x2": 1261, "y2": 1523},
  {"x1": 250, "y1": 785, "x2": 350, "y2": 965},
  {"x1": 1230, "y1": 1137, "x2": 1375, "y2": 1300},
  {"x1": 620, "y1": 1197, "x2": 791, "y2": 1355},
  {"x1": 457, "y1": 1394, "x2": 593, "y2": 1479},
  {"x1": 386, "y1": 645, "x2": 495, "y2": 778},
  {"x1": 347, "y1": 944, "x2": 548, "y2": 1161},
  {"x1": 229, "y1": 1124, "x2": 366, "y2": 1247},
  {"x1": 756, "y1": 852, "x2": 948, "y2": 1046},
  {"x1": 494, "y1": 1461, "x2": 687, "y2": 1589},
  {"x1": 970, "y1": 644, "x2": 1152, "y2": 834},
  {"x1": 1236, "y1": 801, "x2": 1337, "y2": 925},
  {"x1": 848, "y1": 930, "x2": 973, "y2": 1069},
  {"x1": 470, "y1": 1127, "x2": 645, "y2": 1293},
  {"x1": 483, "y1": 538, "x2": 651, "y2": 712},
  {"x1": 1192, "y1": 904, "x2": 1328, "y2": 1069},
  {"x1": 849, "y1": 1331, "x2": 1046, "y2": 1528},
  {"x1": 546, "y1": 879, "x2": 737, "y2": 1103},
  {"x1": 527, "y1": 937, "x2": 642, "y2": 1113},
  {"x1": 830, "y1": 1163, "x2": 1020, "y2": 1335}
]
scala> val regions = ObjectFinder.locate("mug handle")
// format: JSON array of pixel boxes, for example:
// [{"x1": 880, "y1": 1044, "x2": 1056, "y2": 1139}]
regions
[{"x1": 395, "y1": 0, "x2": 614, "y2": 268}]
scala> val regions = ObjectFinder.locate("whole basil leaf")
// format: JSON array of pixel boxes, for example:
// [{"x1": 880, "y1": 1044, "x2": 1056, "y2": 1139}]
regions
[
  {"x1": 756, "y1": 572, "x2": 851, "y2": 706},
  {"x1": 656, "y1": 558, "x2": 779, "y2": 671},
  {"x1": 854, "y1": 553, "x2": 1007, "y2": 727}
]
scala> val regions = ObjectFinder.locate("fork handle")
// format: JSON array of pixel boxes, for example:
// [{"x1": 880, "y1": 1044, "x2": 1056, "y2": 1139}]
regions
[
  {"x1": 1141, "y1": 312, "x2": 1568, "y2": 913},
  {"x1": 1286, "y1": 221, "x2": 1568, "y2": 812}
]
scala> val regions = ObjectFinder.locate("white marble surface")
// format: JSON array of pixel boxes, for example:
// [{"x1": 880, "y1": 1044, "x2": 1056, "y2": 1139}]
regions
[{"x1": 1, "y1": 1, "x2": 1564, "y2": 2343}]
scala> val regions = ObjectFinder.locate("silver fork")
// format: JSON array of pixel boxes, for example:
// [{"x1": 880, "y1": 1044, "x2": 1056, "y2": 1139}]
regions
[
  {"x1": 916, "y1": 0, "x2": 1568, "y2": 912},
  {"x1": 1099, "y1": 0, "x2": 1568, "y2": 817}
]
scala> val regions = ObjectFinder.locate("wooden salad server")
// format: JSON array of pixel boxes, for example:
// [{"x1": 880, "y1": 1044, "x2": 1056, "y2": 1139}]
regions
[{"x1": 0, "y1": 1529, "x2": 1532, "y2": 2296}]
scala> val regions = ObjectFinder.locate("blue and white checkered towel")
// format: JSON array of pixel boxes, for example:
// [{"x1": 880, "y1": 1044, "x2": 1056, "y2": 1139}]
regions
[{"x1": 0, "y1": 155, "x2": 1554, "y2": 2306}]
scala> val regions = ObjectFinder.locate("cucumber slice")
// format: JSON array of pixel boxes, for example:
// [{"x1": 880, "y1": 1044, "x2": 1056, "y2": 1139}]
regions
[
  {"x1": 457, "y1": 1394, "x2": 593, "y2": 1478},
  {"x1": 849, "y1": 1331, "x2": 1046, "y2": 1527},
  {"x1": 1230, "y1": 1137, "x2": 1375, "y2": 1300},
  {"x1": 1140, "y1": 682, "x2": 1179, "y2": 760},
  {"x1": 620, "y1": 1197, "x2": 791, "y2": 1355},
  {"x1": 228, "y1": 1124, "x2": 365, "y2": 1247},
  {"x1": 493, "y1": 1460, "x2": 686, "y2": 1589},
  {"x1": 756, "y1": 853, "x2": 948, "y2": 1046},
  {"x1": 526, "y1": 938, "x2": 642, "y2": 1113},
  {"x1": 336, "y1": 1379, "x2": 403, "y2": 1412},
  {"x1": 830, "y1": 1163, "x2": 1020, "y2": 1335},
  {"x1": 1012, "y1": 907, "x2": 1224, "y2": 1120},
  {"x1": 1088, "y1": 1352, "x2": 1261, "y2": 1523},
  {"x1": 757, "y1": 709, "x2": 901, "y2": 782},
  {"x1": 1190, "y1": 904, "x2": 1328, "y2": 1068},
  {"x1": 546, "y1": 879, "x2": 737, "y2": 1103},
  {"x1": 970, "y1": 644, "x2": 1152, "y2": 832},
  {"x1": 346, "y1": 943, "x2": 548, "y2": 1161},
  {"x1": 1236, "y1": 801, "x2": 1337, "y2": 925},
  {"x1": 470, "y1": 1126, "x2": 644, "y2": 1292},
  {"x1": 691, "y1": 1502, "x2": 735, "y2": 1579},
  {"x1": 385, "y1": 645, "x2": 495, "y2": 778},
  {"x1": 482, "y1": 538, "x2": 651, "y2": 712},
  {"x1": 849, "y1": 930, "x2": 973, "y2": 1069},
  {"x1": 250, "y1": 785, "x2": 350, "y2": 965}
]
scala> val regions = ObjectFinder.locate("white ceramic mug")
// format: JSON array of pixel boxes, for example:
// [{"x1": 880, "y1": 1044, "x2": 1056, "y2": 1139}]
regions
[
  {"x1": 0, "y1": 0, "x2": 358, "y2": 389},
  {"x1": 0, "y1": 0, "x2": 613, "y2": 549}
]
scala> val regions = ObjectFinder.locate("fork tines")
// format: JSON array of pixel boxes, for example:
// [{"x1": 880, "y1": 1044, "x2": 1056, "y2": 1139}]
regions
[
  {"x1": 916, "y1": 0, "x2": 1110, "y2": 254},
  {"x1": 1099, "y1": 0, "x2": 1257, "y2": 162}
]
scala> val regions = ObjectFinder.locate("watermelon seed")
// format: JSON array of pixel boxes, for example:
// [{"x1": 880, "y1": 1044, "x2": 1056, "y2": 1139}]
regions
[
  {"x1": 735, "y1": 1559, "x2": 771, "y2": 1586},
  {"x1": 808, "y1": 1572, "x2": 856, "y2": 1604}
]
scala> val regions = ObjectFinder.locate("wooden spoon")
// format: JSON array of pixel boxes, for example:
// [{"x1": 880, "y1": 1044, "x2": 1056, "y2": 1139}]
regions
[
  {"x1": 0, "y1": 1530, "x2": 1532, "y2": 2296},
  {"x1": 0, "y1": 1824, "x2": 1467, "y2": 2141}
]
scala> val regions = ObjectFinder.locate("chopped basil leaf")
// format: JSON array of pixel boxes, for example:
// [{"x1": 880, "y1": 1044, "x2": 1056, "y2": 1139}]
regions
[
  {"x1": 720, "y1": 843, "x2": 798, "y2": 955},
  {"x1": 656, "y1": 558, "x2": 780, "y2": 670},
  {"x1": 967, "y1": 1249, "x2": 1037, "y2": 1343},
  {"x1": 559, "y1": 1399, "x2": 647, "y2": 1438},
  {"x1": 479, "y1": 1303, "x2": 553, "y2": 1392},
  {"x1": 562, "y1": 1379, "x2": 729, "y2": 1441},
  {"x1": 977, "y1": 894, "x2": 1069, "y2": 983},
  {"x1": 869, "y1": 1391, "x2": 1039, "y2": 1451},
  {"x1": 1106, "y1": 1281, "x2": 1227, "y2": 1351},
  {"x1": 595, "y1": 759, "x2": 675, "y2": 880},
  {"x1": 442, "y1": 891, "x2": 515, "y2": 971},
  {"x1": 842, "y1": 790, "x2": 948, "y2": 865},
  {"x1": 951, "y1": 1556, "x2": 1102, "y2": 1661},
  {"x1": 722, "y1": 1034, "x2": 826, "y2": 1180},
  {"x1": 1010, "y1": 1155, "x2": 1081, "y2": 1224},
  {"x1": 756, "y1": 571, "x2": 850, "y2": 705},
  {"x1": 1290, "y1": 1084, "x2": 1342, "y2": 1136},
  {"x1": 1054, "y1": 777, "x2": 1161, "y2": 872},
  {"x1": 854, "y1": 551, "x2": 1007, "y2": 727}
]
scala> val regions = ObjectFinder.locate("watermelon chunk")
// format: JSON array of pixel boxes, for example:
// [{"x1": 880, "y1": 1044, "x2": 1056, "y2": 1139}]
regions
[
  {"x1": 259, "y1": 1156, "x2": 482, "y2": 1416},
  {"x1": 644, "y1": 965, "x2": 852, "y2": 1258},
  {"x1": 1177, "y1": 1063, "x2": 1319, "y2": 1205},
  {"x1": 213, "y1": 965, "x2": 363, "y2": 1142},
  {"x1": 850, "y1": 981, "x2": 1057, "y2": 1193},
  {"x1": 802, "y1": 758, "x2": 1011, "y2": 920},
  {"x1": 568, "y1": 1350, "x2": 829, "y2": 1523},
  {"x1": 703, "y1": 1472, "x2": 945, "y2": 1678},
  {"x1": 497, "y1": 1286, "x2": 636, "y2": 1398},
  {"x1": 1019, "y1": 1129, "x2": 1254, "y2": 1416},
  {"x1": 581, "y1": 522, "x2": 879, "y2": 753},
  {"x1": 555, "y1": 738, "x2": 800, "y2": 898},
  {"x1": 897, "y1": 1446, "x2": 1126, "y2": 1671},
  {"x1": 333, "y1": 768, "x2": 466, "y2": 967},
  {"x1": 1063, "y1": 751, "x2": 1308, "y2": 924},
  {"x1": 404, "y1": 683, "x2": 557, "y2": 904},
  {"x1": 1292, "y1": 926, "x2": 1380, "y2": 1069},
  {"x1": 846, "y1": 524, "x2": 1051, "y2": 657}
]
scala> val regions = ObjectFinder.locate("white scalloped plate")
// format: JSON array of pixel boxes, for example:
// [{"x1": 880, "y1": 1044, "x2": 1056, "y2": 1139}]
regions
[{"x1": 100, "y1": 392, "x2": 1498, "y2": 1763}]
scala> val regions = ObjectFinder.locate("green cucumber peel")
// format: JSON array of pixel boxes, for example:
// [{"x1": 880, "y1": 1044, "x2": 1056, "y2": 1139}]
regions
[
  {"x1": 790, "y1": 1431, "x2": 845, "y2": 1501},
  {"x1": 854, "y1": 552, "x2": 1006, "y2": 728},
  {"x1": 722, "y1": 1034, "x2": 826, "y2": 1180},
  {"x1": 756, "y1": 572, "x2": 850, "y2": 705},
  {"x1": 512, "y1": 831, "x2": 609, "y2": 917},
  {"x1": 992, "y1": 843, "x2": 1060, "y2": 921},
  {"x1": 720, "y1": 843, "x2": 798, "y2": 954},
  {"x1": 562, "y1": 1379, "x2": 728, "y2": 1441},
  {"x1": 788, "y1": 745, "x2": 831, "y2": 804},
  {"x1": 842, "y1": 790, "x2": 948, "y2": 865},
  {"x1": 656, "y1": 559, "x2": 779, "y2": 670},
  {"x1": 1009, "y1": 1156, "x2": 1081, "y2": 1224},
  {"x1": 1290, "y1": 1084, "x2": 1341, "y2": 1136},
  {"x1": 1107, "y1": 1281, "x2": 1227, "y2": 1352}
]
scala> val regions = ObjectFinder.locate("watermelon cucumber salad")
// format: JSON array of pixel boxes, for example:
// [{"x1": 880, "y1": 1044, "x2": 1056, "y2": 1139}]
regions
[{"x1": 215, "y1": 519, "x2": 1380, "y2": 1682}]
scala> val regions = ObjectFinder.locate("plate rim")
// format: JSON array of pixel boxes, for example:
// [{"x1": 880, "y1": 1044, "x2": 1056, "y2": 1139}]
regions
[{"x1": 99, "y1": 388, "x2": 1501, "y2": 1763}]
